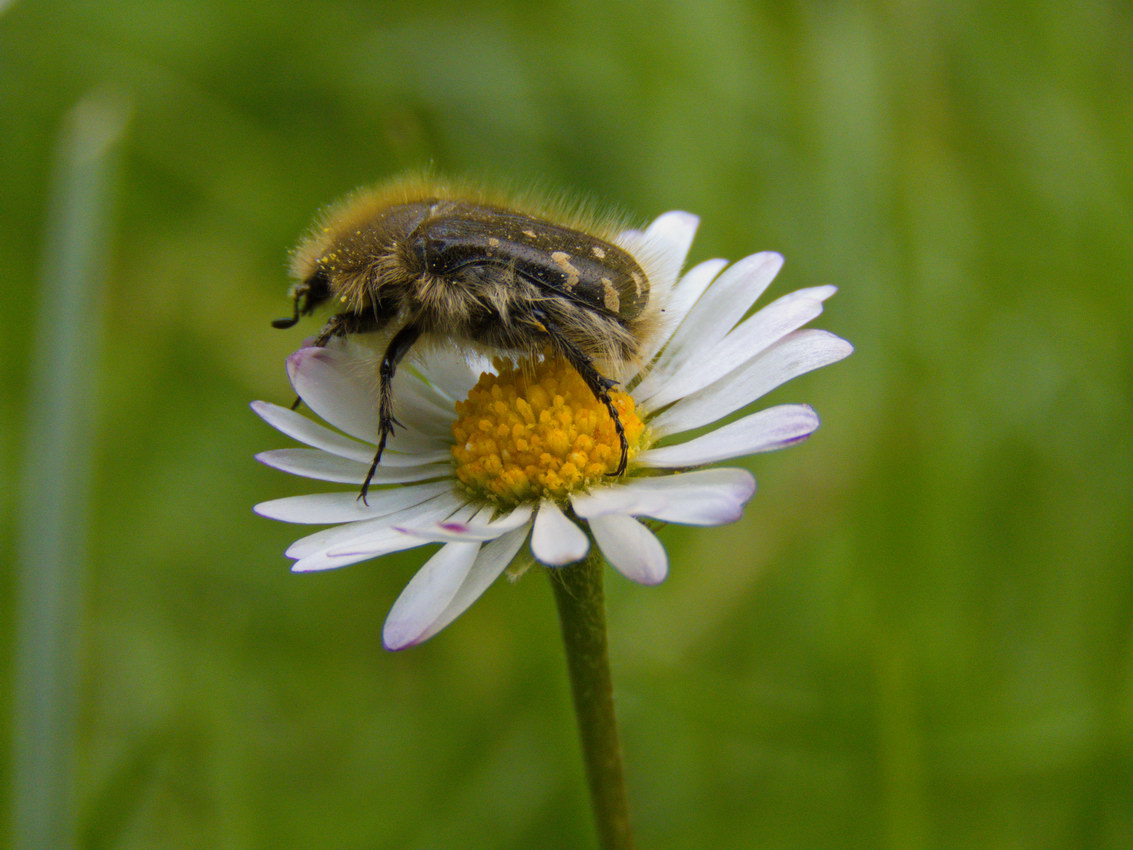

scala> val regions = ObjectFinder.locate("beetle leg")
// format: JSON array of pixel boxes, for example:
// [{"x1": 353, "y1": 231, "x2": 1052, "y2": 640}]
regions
[
  {"x1": 311, "y1": 311, "x2": 381, "y2": 347},
  {"x1": 359, "y1": 322, "x2": 424, "y2": 504},
  {"x1": 533, "y1": 310, "x2": 628, "y2": 476}
]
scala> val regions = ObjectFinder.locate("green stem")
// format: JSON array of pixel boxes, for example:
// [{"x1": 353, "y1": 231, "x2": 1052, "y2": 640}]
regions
[{"x1": 548, "y1": 553, "x2": 635, "y2": 850}]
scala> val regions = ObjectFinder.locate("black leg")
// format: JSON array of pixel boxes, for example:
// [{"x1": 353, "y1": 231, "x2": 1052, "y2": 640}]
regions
[
  {"x1": 312, "y1": 312, "x2": 374, "y2": 347},
  {"x1": 534, "y1": 311, "x2": 628, "y2": 476},
  {"x1": 359, "y1": 322, "x2": 424, "y2": 503}
]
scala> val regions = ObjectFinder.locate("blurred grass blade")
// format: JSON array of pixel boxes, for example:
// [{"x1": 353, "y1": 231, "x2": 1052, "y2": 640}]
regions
[{"x1": 12, "y1": 90, "x2": 128, "y2": 850}]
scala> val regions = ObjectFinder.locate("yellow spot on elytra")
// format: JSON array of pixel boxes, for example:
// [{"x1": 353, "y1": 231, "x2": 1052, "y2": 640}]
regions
[
  {"x1": 488, "y1": 237, "x2": 500, "y2": 248},
  {"x1": 601, "y1": 279, "x2": 620, "y2": 312},
  {"x1": 451, "y1": 357, "x2": 647, "y2": 505},
  {"x1": 551, "y1": 251, "x2": 581, "y2": 290},
  {"x1": 592, "y1": 245, "x2": 607, "y2": 259},
  {"x1": 522, "y1": 229, "x2": 537, "y2": 238}
]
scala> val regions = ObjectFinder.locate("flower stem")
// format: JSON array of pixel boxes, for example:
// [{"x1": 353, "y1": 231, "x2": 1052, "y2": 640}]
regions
[{"x1": 548, "y1": 553, "x2": 634, "y2": 850}]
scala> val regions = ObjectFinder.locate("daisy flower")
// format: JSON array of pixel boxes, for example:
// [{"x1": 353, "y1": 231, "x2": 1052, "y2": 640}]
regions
[{"x1": 253, "y1": 212, "x2": 852, "y2": 650}]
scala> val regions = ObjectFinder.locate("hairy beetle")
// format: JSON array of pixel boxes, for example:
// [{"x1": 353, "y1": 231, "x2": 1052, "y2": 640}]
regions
[{"x1": 275, "y1": 178, "x2": 664, "y2": 501}]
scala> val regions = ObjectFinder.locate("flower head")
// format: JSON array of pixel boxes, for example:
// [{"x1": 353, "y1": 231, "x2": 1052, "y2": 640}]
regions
[{"x1": 254, "y1": 212, "x2": 852, "y2": 649}]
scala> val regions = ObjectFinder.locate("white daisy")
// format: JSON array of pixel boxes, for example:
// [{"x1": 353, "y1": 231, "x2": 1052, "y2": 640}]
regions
[{"x1": 253, "y1": 212, "x2": 853, "y2": 650}]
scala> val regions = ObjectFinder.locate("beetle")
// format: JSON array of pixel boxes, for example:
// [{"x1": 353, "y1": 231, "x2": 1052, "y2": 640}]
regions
[{"x1": 275, "y1": 179, "x2": 662, "y2": 501}]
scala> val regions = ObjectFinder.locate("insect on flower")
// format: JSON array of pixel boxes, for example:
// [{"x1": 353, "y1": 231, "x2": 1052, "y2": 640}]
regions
[
  {"x1": 274, "y1": 177, "x2": 670, "y2": 501},
  {"x1": 256, "y1": 199, "x2": 854, "y2": 649}
]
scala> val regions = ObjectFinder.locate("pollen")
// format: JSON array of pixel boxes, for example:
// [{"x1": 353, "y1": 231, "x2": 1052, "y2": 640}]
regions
[{"x1": 451, "y1": 357, "x2": 647, "y2": 505}]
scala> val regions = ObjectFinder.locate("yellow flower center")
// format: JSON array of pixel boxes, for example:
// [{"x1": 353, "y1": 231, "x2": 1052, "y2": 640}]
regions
[{"x1": 451, "y1": 357, "x2": 647, "y2": 505}]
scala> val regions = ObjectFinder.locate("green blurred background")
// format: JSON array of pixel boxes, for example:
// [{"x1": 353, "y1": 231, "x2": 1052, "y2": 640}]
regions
[{"x1": 3, "y1": 0, "x2": 1131, "y2": 846}]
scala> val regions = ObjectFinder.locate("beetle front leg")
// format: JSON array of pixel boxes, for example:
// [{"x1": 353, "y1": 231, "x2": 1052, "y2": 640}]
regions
[{"x1": 359, "y1": 322, "x2": 424, "y2": 504}]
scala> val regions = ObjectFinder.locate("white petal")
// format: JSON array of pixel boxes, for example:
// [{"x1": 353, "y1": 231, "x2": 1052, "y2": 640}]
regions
[
  {"x1": 324, "y1": 501, "x2": 476, "y2": 559},
  {"x1": 250, "y1": 401, "x2": 372, "y2": 462},
  {"x1": 572, "y1": 468, "x2": 755, "y2": 526},
  {"x1": 291, "y1": 499, "x2": 470, "y2": 573},
  {"x1": 287, "y1": 346, "x2": 382, "y2": 442},
  {"x1": 625, "y1": 469, "x2": 755, "y2": 525},
  {"x1": 287, "y1": 346, "x2": 454, "y2": 448},
  {"x1": 250, "y1": 416, "x2": 448, "y2": 467},
  {"x1": 531, "y1": 500, "x2": 590, "y2": 566},
  {"x1": 410, "y1": 346, "x2": 484, "y2": 403},
  {"x1": 640, "y1": 286, "x2": 837, "y2": 408},
  {"x1": 590, "y1": 514, "x2": 668, "y2": 585},
  {"x1": 388, "y1": 365, "x2": 462, "y2": 435},
  {"x1": 639, "y1": 211, "x2": 699, "y2": 290},
  {"x1": 382, "y1": 541, "x2": 482, "y2": 650},
  {"x1": 394, "y1": 504, "x2": 534, "y2": 542},
  {"x1": 635, "y1": 258, "x2": 729, "y2": 369},
  {"x1": 255, "y1": 449, "x2": 450, "y2": 484},
  {"x1": 571, "y1": 483, "x2": 665, "y2": 519},
  {"x1": 289, "y1": 493, "x2": 469, "y2": 571},
  {"x1": 285, "y1": 491, "x2": 465, "y2": 560},
  {"x1": 651, "y1": 329, "x2": 853, "y2": 437},
  {"x1": 291, "y1": 529, "x2": 430, "y2": 573},
  {"x1": 640, "y1": 404, "x2": 820, "y2": 468},
  {"x1": 636, "y1": 252, "x2": 783, "y2": 399},
  {"x1": 400, "y1": 525, "x2": 529, "y2": 648},
  {"x1": 253, "y1": 480, "x2": 452, "y2": 524}
]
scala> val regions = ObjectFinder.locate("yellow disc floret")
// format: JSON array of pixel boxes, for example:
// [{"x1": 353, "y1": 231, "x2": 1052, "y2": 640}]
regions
[{"x1": 451, "y1": 357, "x2": 647, "y2": 505}]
